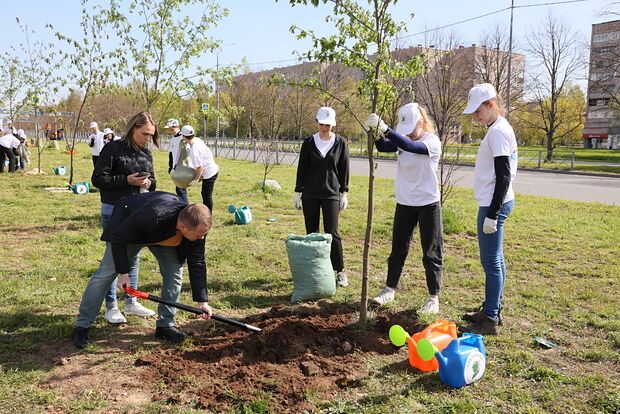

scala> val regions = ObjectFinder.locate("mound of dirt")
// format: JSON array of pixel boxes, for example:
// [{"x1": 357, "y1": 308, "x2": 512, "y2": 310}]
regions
[{"x1": 135, "y1": 301, "x2": 424, "y2": 413}]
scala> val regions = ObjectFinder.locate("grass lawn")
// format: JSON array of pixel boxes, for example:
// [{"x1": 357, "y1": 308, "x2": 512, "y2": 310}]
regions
[{"x1": 0, "y1": 143, "x2": 619, "y2": 413}]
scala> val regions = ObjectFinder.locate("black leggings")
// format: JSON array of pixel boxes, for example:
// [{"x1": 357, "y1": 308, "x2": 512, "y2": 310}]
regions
[
  {"x1": 302, "y1": 198, "x2": 343, "y2": 272},
  {"x1": 200, "y1": 173, "x2": 218, "y2": 212},
  {"x1": 386, "y1": 202, "x2": 443, "y2": 295}
]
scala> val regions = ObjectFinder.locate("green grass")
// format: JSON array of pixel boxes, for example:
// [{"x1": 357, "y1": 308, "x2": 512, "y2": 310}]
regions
[{"x1": 0, "y1": 143, "x2": 619, "y2": 413}]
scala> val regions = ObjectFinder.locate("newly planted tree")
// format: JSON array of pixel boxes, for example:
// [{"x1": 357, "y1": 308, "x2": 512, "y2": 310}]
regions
[
  {"x1": 16, "y1": 19, "x2": 61, "y2": 174},
  {"x1": 105, "y1": 0, "x2": 228, "y2": 123},
  {"x1": 52, "y1": 0, "x2": 121, "y2": 184},
  {"x1": 283, "y1": 0, "x2": 424, "y2": 322}
]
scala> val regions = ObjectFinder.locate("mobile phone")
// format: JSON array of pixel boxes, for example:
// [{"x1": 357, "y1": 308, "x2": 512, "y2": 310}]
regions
[{"x1": 137, "y1": 172, "x2": 150, "y2": 178}]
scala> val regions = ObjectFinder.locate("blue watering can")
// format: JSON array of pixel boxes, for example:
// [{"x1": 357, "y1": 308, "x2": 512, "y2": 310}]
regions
[
  {"x1": 227, "y1": 205, "x2": 252, "y2": 225},
  {"x1": 418, "y1": 332, "x2": 486, "y2": 388}
]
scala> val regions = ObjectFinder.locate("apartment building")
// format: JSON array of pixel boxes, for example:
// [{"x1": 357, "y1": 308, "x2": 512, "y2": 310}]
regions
[{"x1": 584, "y1": 20, "x2": 620, "y2": 149}]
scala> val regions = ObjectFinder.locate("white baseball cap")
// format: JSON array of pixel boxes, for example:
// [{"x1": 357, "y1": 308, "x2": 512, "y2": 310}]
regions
[
  {"x1": 90, "y1": 121, "x2": 98, "y2": 129},
  {"x1": 103, "y1": 128, "x2": 113, "y2": 135},
  {"x1": 316, "y1": 106, "x2": 336, "y2": 126},
  {"x1": 165, "y1": 118, "x2": 180, "y2": 128},
  {"x1": 463, "y1": 83, "x2": 497, "y2": 114},
  {"x1": 180, "y1": 125, "x2": 195, "y2": 137},
  {"x1": 395, "y1": 103, "x2": 422, "y2": 136}
]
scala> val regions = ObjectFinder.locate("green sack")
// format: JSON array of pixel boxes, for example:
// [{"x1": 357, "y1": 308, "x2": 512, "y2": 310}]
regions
[{"x1": 286, "y1": 233, "x2": 336, "y2": 304}]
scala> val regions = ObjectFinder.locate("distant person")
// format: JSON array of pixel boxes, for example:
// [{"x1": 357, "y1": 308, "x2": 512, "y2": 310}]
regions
[
  {"x1": 16, "y1": 129, "x2": 30, "y2": 170},
  {"x1": 102, "y1": 127, "x2": 120, "y2": 143},
  {"x1": 0, "y1": 128, "x2": 20, "y2": 173},
  {"x1": 180, "y1": 125, "x2": 219, "y2": 211},
  {"x1": 88, "y1": 122, "x2": 105, "y2": 167},
  {"x1": 3, "y1": 120, "x2": 17, "y2": 136},
  {"x1": 294, "y1": 106, "x2": 350, "y2": 288},
  {"x1": 71, "y1": 191, "x2": 214, "y2": 349},
  {"x1": 365, "y1": 103, "x2": 444, "y2": 314},
  {"x1": 165, "y1": 118, "x2": 188, "y2": 203},
  {"x1": 91, "y1": 112, "x2": 159, "y2": 324},
  {"x1": 461, "y1": 83, "x2": 518, "y2": 336}
]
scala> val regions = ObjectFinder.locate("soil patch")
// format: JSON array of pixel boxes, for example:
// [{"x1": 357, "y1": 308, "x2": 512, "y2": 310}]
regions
[{"x1": 135, "y1": 301, "x2": 424, "y2": 413}]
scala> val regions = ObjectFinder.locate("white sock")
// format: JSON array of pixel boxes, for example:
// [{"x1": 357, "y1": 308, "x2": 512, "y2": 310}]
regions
[
  {"x1": 384, "y1": 287, "x2": 395, "y2": 293},
  {"x1": 429, "y1": 295, "x2": 439, "y2": 302}
]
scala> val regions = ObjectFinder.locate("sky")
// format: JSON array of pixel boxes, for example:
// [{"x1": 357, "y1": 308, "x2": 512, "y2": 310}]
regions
[{"x1": 1, "y1": 0, "x2": 616, "y2": 87}]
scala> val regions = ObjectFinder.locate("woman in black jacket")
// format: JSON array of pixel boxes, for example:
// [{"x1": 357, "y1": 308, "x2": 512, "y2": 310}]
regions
[
  {"x1": 91, "y1": 111, "x2": 159, "y2": 324},
  {"x1": 294, "y1": 106, "x2": 350, "y2": 287}
]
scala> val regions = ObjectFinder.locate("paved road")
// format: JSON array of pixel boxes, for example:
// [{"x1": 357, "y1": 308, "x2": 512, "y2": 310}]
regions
[
  {"x1": 213, "y1": 148, "x2": 620, "y2": 206},
  {"x1": 356, "y1": 157, "x2": 620, "y2": 206}
]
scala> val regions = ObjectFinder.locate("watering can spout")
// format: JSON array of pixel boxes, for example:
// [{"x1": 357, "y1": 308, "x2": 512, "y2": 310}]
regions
[{"x1": 435, "y1": 349, "x2": 449, "y2": 371}]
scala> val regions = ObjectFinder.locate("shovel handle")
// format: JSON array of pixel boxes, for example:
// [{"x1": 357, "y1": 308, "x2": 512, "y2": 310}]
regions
[{"x1": 123, "y1": 287, "x2": 262, "y2": 333}]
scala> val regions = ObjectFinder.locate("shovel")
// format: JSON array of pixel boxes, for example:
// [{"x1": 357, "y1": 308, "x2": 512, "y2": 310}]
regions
[{"x1": 124, "y1": 286, "x2": 262, "y2": 333}]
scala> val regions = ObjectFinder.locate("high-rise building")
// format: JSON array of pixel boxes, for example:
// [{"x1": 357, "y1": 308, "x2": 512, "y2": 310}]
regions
[{"x1": 583, "y1": 20, "x2": 620, "y2": 149}]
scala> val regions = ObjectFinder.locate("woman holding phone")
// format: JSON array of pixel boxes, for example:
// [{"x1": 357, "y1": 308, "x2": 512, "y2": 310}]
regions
[{"x1": 91, "y1": 112, "x2": 159, "y2": 324}]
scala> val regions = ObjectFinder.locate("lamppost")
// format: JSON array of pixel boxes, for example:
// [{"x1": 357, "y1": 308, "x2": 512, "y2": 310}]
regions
[
  {"x1": 215, "y1": 43, "x2": 235, "y2": 143},
  {"x1": 506, "y1": 0, "x2": 515, "y2": 122}
]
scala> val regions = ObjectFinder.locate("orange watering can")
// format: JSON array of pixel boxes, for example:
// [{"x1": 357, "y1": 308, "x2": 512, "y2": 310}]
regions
[{"x1": 389, "y1": 320, "x2": 457, "y2": 372}]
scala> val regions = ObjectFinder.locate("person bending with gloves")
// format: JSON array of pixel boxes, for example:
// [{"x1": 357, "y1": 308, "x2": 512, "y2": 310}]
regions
[
  {"x1": 72, "y1": 191, "x2": 213, "y2": 349},
  {"x1": 294, "y1": 106, "x2": 350, "y2": 287},
  {"x1": 364, "y1": 103, "x2": 444, "y2": 315}
]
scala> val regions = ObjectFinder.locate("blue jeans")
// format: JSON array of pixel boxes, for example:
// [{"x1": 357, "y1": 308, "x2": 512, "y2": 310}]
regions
[
  {"x1": 76, "y1": 243, "x2": 184, "y2": 329},
  {"x1": 477, "y1": 199, "x2": 515, "y2": 320},
  {"x1": 101, "y1": 203, "x2": 140, "y2": 306}
]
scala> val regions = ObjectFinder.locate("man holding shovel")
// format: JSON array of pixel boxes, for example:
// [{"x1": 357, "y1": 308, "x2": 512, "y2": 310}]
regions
[{"x1": 72, "y1": 191, "x2": 213, "y2": 349}]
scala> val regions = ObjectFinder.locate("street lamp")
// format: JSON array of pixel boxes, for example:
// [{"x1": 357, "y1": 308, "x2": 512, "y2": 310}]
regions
[{"x1": 215, "y1": 43, "x2": 235, "y2": 142}]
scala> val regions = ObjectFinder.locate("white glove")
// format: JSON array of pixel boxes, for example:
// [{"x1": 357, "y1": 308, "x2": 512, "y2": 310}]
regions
[
  {"x1": 483, "y1": 217, "x2": 498, "y2": 234},
  {"x1": 339, "y1": 192, "x2": 348, "y2": 211},
  {"x1": 294, "y1": 192, "x2": 302, "y2": 210},
  {"x1": 364, "y1": 113, "x2": 388, "y2": 133}
]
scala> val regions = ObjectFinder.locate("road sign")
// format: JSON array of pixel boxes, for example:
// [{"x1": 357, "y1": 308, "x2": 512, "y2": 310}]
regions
[{"x1": 201, "y1": 103, "x2": 210, "y2": 112}]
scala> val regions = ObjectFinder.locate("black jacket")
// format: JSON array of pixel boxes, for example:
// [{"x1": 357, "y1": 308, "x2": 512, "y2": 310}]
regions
[
  {"x1": 92, "y1": 139, "x2": 157, "y2": 205},
  {"x1": 101, "y1": 192, "x2": 208, "y2": 302},
  {"x1": 295, "y1": 135, "x2": 349, "y2": 200}
]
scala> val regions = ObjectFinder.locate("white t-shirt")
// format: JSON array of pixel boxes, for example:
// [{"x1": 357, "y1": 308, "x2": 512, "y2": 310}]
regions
[
  {"x1": 394, "y1": 131, "x2": 442, "y2": 206},
  {"x1": 473, "y1": 116, "x2": 518, "y2": 206},
  {"x1": 0, "y1": 134, "x2": 20, "y2": 149},
  {"x1": 168, "y1": 133, "x2": 183, "y2": 167},
  {"x1": 313, "y1": 132, "x2": 335, "y2": 157},
  {"x1": 89, "y1": 130, "x2": 105, "y2": 156},
  {"x1": 188, "y1": 138, "x2": 219, "y2": 179}
]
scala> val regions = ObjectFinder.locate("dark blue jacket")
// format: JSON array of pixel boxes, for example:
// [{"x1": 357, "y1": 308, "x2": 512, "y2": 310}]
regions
[{"x1": 102, "y1": 191, "x2": 208, "y2": 302}]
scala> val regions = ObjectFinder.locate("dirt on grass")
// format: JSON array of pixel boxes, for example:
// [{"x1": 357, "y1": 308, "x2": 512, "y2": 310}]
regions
[{"x1": 130, "y1": 301, "x2": 423, "y2": 413}]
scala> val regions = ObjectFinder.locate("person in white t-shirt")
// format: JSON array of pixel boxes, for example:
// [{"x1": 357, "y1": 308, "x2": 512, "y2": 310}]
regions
[
  {"x1": 179, "y1": 125, "x2": 219, "y2": 211},
  {"x1": 88, "y1": 121, "x2": 105, "y2": 167},
  {"x1": 364, "y1": 103, "x2": 444, "y2": 314},
  {"x1": 461, "y1": 83, "x2": 518, "y2": 336},
  {"x1": 165, "y1": 118, "x2": 188, "y2": 203},
  {"x1": 0, "y1": 131, "x2": 20, "y2": 173}
]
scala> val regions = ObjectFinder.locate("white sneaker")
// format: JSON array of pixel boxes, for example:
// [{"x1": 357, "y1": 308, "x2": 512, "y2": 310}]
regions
[
  {"x1": 336, "y1": 272, "x2": 349, "y2": 287},
  {"x1": 105, "y1": 307, "x2": 127, "y2": 324},
  {"x1": 370, "y1": 287, "x2": 395, "y2": 306},
  {"x1": 419, "y1": 296, "x2": 440, "y2": 314},
  {"x1": 125, "y1": 302, "x2": 156, "y2": 317}
]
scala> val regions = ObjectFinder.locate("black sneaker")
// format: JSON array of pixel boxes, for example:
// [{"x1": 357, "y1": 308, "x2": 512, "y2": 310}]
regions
[
  {"x1": 72, "y1": 326, "x2": 90, "y2": 349},
  {"x1": 459, "y1": 313, "x2": 499, "y2": 336},
  {"x1": 463, "y1": 302, "x2": 503, "y2": 326},
  {"x1": 155, "y1": 326, "x2": 188, "y2": 344}
]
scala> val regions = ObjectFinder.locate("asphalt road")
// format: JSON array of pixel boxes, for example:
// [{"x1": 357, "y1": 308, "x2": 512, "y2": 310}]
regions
[
  {"x1": 358, "y1": 157, "x2": 620, "y2": 206},
  {"x1": 213, "y1": 148, "x2": 620, "y2": 206}
]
